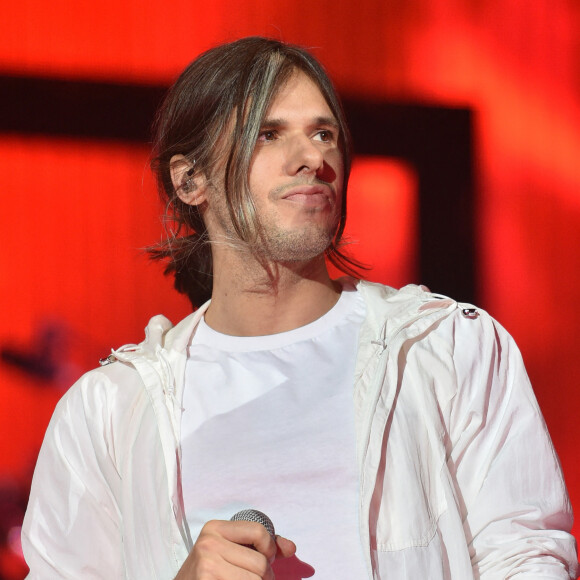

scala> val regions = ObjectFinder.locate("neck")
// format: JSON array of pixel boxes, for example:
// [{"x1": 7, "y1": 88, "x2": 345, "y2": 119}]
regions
[{"x1": 204, "y1": 250, "x2": 341, "y2": 336}]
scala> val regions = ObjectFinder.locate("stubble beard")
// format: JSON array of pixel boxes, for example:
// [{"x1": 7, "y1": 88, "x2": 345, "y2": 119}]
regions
[
  {"x1": 204, "y1": 180, "x2": 341, "y2": 267},
  {"x1": 256, "y1": 213, "x2": 339, "y2": 264}
]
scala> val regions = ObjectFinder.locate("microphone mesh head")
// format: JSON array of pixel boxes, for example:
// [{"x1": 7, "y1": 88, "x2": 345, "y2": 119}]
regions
[{"x1": 230, "y1": 509, "x2": 275, "y2": 537}]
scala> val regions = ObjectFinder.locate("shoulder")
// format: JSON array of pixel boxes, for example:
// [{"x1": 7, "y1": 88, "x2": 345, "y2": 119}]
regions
[
  {"x1": 398, "y1": 292, "x2": 531, "y2": 424},
  {"x1": 355, "y1": 278, "x2": 512, "y2": 343},
  {"x1": 48, "y1": 361, "x2": 148, "y2": 441},
  {"x1": 354, "y1": 279, "x2": 486, "y2": 345},
  {"x1": 51, "y1": 309, "x2": 202, "y2": 430},
  {"x1": 354, "y1": 279, "x2": 525, "y2": 394}
]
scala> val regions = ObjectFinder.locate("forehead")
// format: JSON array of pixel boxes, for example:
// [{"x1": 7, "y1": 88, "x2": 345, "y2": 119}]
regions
[{"x1": 264, "y1": 71, "x2": 335, "y2": 121}]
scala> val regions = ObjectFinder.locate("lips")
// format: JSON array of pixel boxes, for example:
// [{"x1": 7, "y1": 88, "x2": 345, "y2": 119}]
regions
[{"x1": 280, "y1": 184, "x2": 333, "y2": 207}]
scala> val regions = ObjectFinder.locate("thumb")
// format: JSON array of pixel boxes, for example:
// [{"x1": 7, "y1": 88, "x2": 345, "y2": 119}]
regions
[{"x1": 275, "y1": 535, "x2": 297, "y2": 559}]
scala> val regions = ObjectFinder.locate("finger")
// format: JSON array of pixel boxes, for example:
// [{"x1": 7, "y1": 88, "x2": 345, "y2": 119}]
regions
[
  {"x1": 275, "y1": 535, "x2": 297, "y2": 559},
  {"x1": 204, "y1": 520, "x2": 278, "y2": 561},
  {"x1": 221, "y1": 545, "x2": 272, "y2": 579},
  {"x1": 197, "y1": 553, "x2": 269, "y2": 580},
  {"x1": 194, "y1": 528, "x2": 272, "y2": 578}
]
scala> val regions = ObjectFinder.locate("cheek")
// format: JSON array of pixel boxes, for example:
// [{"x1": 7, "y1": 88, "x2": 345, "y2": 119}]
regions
[{"x1": 248, "y1": 154, "x2": 278, "y2": 193}]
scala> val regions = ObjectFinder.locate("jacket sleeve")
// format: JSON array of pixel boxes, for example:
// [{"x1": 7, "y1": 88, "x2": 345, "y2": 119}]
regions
[
  {"x1": 21, "y1": 371, "x2": 124, "y2": 579},
  {"x1": 444, "y1": 309, "x2": 578, "y2": 578}
]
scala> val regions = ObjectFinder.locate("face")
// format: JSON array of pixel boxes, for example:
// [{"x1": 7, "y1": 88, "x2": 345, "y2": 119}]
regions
[
  {"x1": 248, "y1": 71, "x2": 344, "y2": 262},
  {"x1": 203, "y1": 70, "x2": 344, "y2": 264}
]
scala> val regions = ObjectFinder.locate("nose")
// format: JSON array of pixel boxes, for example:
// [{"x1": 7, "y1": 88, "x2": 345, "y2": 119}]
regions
[{"x1": 285, "y1": 134, "x2": 324, "y2": 176}]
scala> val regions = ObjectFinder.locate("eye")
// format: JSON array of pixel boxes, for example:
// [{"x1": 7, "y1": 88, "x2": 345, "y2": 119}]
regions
[
  {"x1": 257, "y1": 129, "x2": 278, "y2": 142},
  {"x1": 314, "y1": 129, "x2": 336, "y2": 143}
]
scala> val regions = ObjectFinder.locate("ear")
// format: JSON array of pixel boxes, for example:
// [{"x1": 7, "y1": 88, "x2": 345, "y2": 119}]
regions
[{"x1": 170, "y1": 154, "x2": 208, "y2": 206}]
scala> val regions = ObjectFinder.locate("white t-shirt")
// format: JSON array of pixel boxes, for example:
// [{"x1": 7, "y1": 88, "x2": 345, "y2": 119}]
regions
[{"x1": 181, "y1": 284, "x2": 368, "y2": 577}]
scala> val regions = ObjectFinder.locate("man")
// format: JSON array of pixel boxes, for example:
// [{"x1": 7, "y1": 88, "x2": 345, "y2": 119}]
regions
[{"x1": 22, "y1": 37, "x2": 577, "y2": 579}]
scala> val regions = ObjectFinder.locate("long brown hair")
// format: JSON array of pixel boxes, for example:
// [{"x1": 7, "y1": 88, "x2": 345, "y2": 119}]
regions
[{"x1": 150, "y1": 36, "x2": 361, "y2": 308}]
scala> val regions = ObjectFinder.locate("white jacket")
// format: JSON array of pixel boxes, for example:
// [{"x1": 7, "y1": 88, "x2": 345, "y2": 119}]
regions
[{"x1": 22, "y1": 281, "x2": 578, "y2": 578}]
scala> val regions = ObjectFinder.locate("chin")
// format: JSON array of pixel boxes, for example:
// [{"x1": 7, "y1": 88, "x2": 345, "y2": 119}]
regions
[{"x1": 260, "y1": 227, "x2": 335, "y2": 263}]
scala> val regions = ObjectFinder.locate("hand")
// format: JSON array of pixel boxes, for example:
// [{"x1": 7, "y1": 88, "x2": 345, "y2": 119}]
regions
[{"x1": 175, "y1": 519, "x2": 296, "y2": 579}]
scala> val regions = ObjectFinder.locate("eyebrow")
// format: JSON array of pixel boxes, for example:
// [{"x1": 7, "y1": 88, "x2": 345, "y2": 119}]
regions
[{"x1": 260, "y1": 115, "x2": 340, "y2": 129}]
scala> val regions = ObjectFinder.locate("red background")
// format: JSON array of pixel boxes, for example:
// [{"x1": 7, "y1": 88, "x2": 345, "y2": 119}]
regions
[{"x1": 0, "y1": 0, "x2": 579, "y2": 576}]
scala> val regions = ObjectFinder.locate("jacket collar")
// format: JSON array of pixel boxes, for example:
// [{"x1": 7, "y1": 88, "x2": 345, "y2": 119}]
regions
[{"x1": 138, "y1": 280, "x2": 457, "y2": 358}]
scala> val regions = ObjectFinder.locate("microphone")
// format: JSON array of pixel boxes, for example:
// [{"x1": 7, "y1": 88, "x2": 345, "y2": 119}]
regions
[{"x1": 230, "y1": 509, "x2": 275, "y2": 538}]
